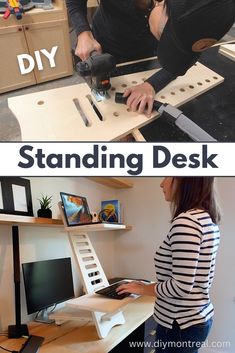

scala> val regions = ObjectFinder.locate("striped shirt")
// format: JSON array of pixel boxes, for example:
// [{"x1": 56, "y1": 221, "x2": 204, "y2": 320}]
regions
[{"x1": 154, "y1": 209, "x2": 220, "y2": 329}]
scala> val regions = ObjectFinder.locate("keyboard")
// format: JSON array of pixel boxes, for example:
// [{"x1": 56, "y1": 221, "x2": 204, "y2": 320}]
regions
[{"x1": 95, "y1": 281, "x2": 130, "y2": 300}]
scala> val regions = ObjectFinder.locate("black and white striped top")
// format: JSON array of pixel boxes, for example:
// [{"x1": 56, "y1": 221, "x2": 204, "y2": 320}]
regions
[{"x1": 154, "y1": 209, "x2": 220, "y2": 329}]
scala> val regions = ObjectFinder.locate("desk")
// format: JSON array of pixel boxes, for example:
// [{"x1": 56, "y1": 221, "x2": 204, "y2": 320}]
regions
[{"x1": 0, "y1": 296, "x2": 155, "y2": 353}]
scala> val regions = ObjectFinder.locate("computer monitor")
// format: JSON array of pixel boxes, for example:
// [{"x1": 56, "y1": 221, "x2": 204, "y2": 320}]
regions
[{"x1": 22, "y1": 257, "x2": 75, "y2": 323}]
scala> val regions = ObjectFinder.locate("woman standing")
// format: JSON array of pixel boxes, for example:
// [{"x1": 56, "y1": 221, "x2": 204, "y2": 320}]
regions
[{"x1": 117, "y1": 177, "x2": 221, "y2": 353}]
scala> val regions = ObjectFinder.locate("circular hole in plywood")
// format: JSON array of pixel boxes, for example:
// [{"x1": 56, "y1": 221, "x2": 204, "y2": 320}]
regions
[
  {"x1": 160, "y1": 96, "x2": 165, "y2": 99},
  {"x1": 127, "y1": 108, "x2": 131, "y2": 112},
  {"x1": 197, "y1": 82, "x2": 203, "y2": 86},
  {"x1": 113, "y1": 112, "x2": 119, "y2": 117},
  {"x1": 205, "y1": 79, "x2": 211, "y2": 83},
  {"x1": 180, "y1": 88, "x2": 185, "y2": 92},
  {"x1": 122, "y1": 84, "x2": 127, "y2": 88},
  {"x1": 170, "y1": 92, "x2": 175, "y2": 95},
  {"x1": 111, "y1": 87, "x2": 116, "y2": 91},
  {"x1": 37, "y1": 100, "x2": 44, "y2": 105},
  {"x1": 213, "y1": 76, "x2": 218, "y2": 80},
  {"x1": 132, "y1": 81, "x2": 138, "y2": 84},
  {"x1": 142, "y1": 78, "x2": 146, "y2": 81},
  {"x1": 189, "y1": 85, "x2": 194, "y2": 89}
]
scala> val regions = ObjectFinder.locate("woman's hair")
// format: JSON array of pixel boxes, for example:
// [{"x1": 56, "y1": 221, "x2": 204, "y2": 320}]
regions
[
  {"x1": 171, "y1": 177, "x2": 221, "y2": 223},
  {"x1": 163, "y1": 0, "x2": 170, "y2": 16}
]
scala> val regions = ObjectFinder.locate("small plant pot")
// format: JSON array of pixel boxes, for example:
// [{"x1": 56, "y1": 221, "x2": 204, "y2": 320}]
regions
[{"x1": 37, "y1": 208, "x2": 52, "y2": 219}]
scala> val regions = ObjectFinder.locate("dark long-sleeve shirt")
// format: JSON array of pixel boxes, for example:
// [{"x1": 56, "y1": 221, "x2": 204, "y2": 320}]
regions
[{"x1": 66, "y1": 0, "x2": 176, "y2": 92}]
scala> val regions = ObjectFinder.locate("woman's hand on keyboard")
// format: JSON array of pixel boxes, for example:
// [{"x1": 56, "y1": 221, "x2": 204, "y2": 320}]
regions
[{"x1": 116, "y1": 281, "x2": 156, "y2": 297}]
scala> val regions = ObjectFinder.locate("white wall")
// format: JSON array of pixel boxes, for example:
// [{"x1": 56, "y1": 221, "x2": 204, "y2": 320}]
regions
[
  {"x1": 206, "y1": 178, "x2": 235, "y2": 353},
  {"x1": 0, "y1": 177, "x2": 118, "y2": 331},
  {"x1": 113, "y1": 178, "x2": 235, "y2": 353},
  {"x1": 112, "y1": 178, "x2": 170, "y2": 281}
]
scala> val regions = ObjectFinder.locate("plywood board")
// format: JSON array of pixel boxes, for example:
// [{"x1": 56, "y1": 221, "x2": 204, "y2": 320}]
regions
[
  {"x1": 49, "y1": 307, "x2": 93, "y2": 321},
  {"x1": 8, "y1": 63, "x2": 224, "y2": 141},
  {"x1": 0, "y1": 214, "x2": 63, "y2": 227},
  {"x1": 66, "y1": 292, "x2": 138, "y2": 314},
  {"x1": 65, "y1": 223, "x2": 128, "y2": 233},
  {"x1": 219, "y1": 44, "x2": 235, "y2": 62},
  {"x1": 87, "y1": 0, "x2": 98, "y2": 6}
]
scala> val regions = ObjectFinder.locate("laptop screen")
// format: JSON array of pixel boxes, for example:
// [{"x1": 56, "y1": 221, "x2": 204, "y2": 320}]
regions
[{"x1": 60, "y1": 192, "x2": 92, "y2": 226}]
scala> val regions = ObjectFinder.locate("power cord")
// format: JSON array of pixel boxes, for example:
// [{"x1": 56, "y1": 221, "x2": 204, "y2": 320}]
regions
[
  {"x1": 49, "y1": 304, "x2": 57, "y2": 313},
  {"x1": 0, "y1": 345, "x2": 18, "y2": 353},
  {"x1": 0, "y1": 334, "x2": 37, "y2": 353}
]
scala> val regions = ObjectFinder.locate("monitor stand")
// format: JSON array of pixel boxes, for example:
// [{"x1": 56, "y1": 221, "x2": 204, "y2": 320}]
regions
[
  {"x1": 55, "y1": 202, "x2": 126, "y2": 338},
  {"x1": 8, "y1": 226, "x2": 29, "y2": 338},
  {"x1": 35, "y1": 308, "x2": 55, "y2": 324}
]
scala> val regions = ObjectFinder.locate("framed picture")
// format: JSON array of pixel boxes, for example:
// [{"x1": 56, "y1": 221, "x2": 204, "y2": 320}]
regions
[
  {"x1": 100, "y1": 199, "x2": 121, "y2": 223},
  {"x1": 60, "y1": 192, "x2": 92, "y2": 226},
  {"x1": 0, "y1": 177, "x2": 33, "y2": 216}
]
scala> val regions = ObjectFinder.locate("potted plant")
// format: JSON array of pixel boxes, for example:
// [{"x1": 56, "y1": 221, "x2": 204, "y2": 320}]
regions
[{"x1": 37, "y1": 194, "x2": 52, "y2": 218}]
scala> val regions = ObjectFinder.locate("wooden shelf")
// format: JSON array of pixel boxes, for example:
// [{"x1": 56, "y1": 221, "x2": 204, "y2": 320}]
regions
[
  {"x1": 87, "y1": 177, "x2": 134, "y2": 189},
  {"x1": 0, "y1": 215, "x2": 132, "y2": 232},
  {"x1": 0, "y1": 214, "x2": 63, "y2": 227},
  {"x1": 65, "y1": 223, "x2": 132, "y2": 233}
]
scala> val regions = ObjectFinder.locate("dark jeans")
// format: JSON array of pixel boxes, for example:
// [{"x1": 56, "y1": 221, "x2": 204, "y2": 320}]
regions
[{"x1": 153, "y1": 319, "x2": 213, "y2": 353}]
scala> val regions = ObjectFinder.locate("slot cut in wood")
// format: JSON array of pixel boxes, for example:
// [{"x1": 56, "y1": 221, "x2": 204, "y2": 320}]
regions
[
  {"x1": 73, "y1": 98, "x2": 90, "y2": 127},
  {"x1": 86, "y1": 94, "x2": 104, "y2": 121}
]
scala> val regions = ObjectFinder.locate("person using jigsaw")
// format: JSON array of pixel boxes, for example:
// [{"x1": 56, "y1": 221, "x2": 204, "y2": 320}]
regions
[{"x1": 66, "y1": 0, "x2": 235, "y2": 116}]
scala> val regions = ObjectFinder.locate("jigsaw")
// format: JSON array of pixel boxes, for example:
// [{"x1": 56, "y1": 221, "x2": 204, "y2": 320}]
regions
[{"x1": 76, "y1": 51, "x2": 116, "y2": 102}]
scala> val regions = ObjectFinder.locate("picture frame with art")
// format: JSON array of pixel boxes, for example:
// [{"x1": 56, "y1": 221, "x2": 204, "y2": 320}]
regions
[
  {"x1": 99, "y1": 199, "x2": 121, "y2": 223},
  {"x1": 0, "y1": 177, "x2": 33, "y2": 216}
]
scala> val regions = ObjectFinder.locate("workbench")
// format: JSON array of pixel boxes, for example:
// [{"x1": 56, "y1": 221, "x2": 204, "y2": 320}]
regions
[{"x1": 0, "y1": 296, "x2": 155, "y2": 353}]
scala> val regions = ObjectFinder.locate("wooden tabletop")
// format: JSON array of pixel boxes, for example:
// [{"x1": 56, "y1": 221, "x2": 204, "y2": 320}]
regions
[{"x1": 0, "y1": 296, "x2": 155, "y2": 353}]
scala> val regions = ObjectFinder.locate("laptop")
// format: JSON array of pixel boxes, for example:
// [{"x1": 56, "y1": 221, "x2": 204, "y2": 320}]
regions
[{"x1": 60, "y1": 192, "x2": 122, "y2": 227}]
